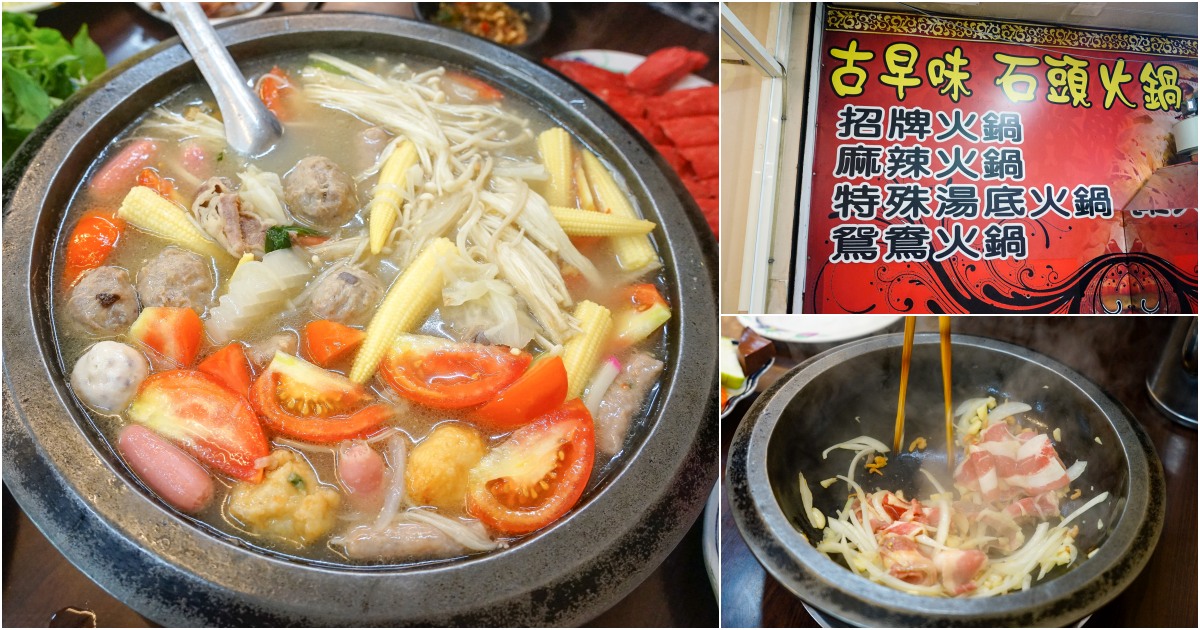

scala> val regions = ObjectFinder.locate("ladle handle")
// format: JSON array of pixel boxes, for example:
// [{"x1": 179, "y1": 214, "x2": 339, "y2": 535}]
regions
[{"x1": 164, "y1": 2, "x2": 281, "y2": 156}]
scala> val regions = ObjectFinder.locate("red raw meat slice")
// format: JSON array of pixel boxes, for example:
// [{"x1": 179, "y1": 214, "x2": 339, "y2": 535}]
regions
[
  {"x1": 627, "y1": 47, "x2": 710, "y2": 95},
  {"x1": 594, "y1": 87, "x2": 647, "y2": 121},
  {"x1": 623, "y1": 117, "x2": 667, "y2": 145},
  {"x1": 682, "y1": 176, "x2": 718, "y2": 201},
  {"x1": 680, "y1": 145, "x2": 718, "y2": 179},
  {"x1": 695, "y1": 196, "x2": 719, "y2": 238},
  {"x1": 648, "y1": 86, "x2": 719, "y2": 119},
  {"x1": 659, "y1": 115, "x2": 719, "y2": 148},
  {"x1": 544, "y1": 58, "x2": 629, "y2": 92},
  {"x1": 652, "y1": 144, "x2": 689, "y2": 173}
]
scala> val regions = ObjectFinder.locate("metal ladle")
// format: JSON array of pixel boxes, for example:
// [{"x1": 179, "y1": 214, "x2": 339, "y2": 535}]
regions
[{"x1": 163, "y1": 2, "x2": 281, "y2": 156}]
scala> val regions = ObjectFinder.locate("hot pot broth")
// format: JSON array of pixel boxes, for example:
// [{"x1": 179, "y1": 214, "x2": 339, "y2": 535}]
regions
[{"x1": 52, "y1": 51, "x2": 670, "y2": 564}]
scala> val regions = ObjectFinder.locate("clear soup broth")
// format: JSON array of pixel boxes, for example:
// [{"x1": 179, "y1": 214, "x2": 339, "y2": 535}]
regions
[{"x1": 53, "y1": 51, "x2": 670, "y2": 566}]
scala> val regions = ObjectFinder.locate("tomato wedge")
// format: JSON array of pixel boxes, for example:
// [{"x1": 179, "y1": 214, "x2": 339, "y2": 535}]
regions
[
  {"x1": 256, "y1": 66, "x2": 294, "y2": 120},
  {"x1": 466, "y1": 399, "x2": 595, "y2": 535},
  {"x1": 129, "y1": 307, "x2": 204, "y2": 369},
  {"x1": 444, "y1": 71, "x2": 503, "y2": 102},
  {"x1": 62, "y1": 211, "x2": 125, "y2": 287},
  {"x1": 378, "y1": 334, "x2": 531, "y2": 409},
  {"x1": 303, "y1": 319, "x2": 365, "y2": 368},
  {"x1": 472, "y1": 355, "x2": 568, "y2": 429},
  {"x1": 198, "y1": 343, "x2": 253, "y2": 396},
  {"x1": 127, "y1": 370, "x2": 270, "y2": 482},
  {"x1": 250, "y1": 352, "x2": 393, "y2": 443}
]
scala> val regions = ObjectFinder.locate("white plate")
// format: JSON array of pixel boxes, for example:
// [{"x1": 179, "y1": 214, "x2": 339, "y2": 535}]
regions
[
  {"x1": 702, "y1": 483, "x2": 719, "y2": 598},
  {"x1": 551, "y1": 49, "x2": 713, "y2": 90},
  {"x1": 137, "y1": 2, "x2": 273, "y2": 25},
  {"x1": 736, "y1": 315, "x2": 902, "y2": 344}
]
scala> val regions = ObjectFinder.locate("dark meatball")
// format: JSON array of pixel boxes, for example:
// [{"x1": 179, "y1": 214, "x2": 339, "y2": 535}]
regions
[
  {"x1": 309, "y1": 267, "x2": 383, "y2": 324},
  {"x1": 137, "y1": 247, "x2": 215, "y2": 312},
  {"x1": 67, "y1": 266, "x2": 140, "y2": 334},
  {"x1": 283, "y1": 156, "x2": 358, "y2": 229}
]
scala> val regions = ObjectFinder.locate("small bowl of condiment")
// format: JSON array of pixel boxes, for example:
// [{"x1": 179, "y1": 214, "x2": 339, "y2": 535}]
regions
[{"x1": 414, "y1": 2, "x2": 550, "y2": 49}]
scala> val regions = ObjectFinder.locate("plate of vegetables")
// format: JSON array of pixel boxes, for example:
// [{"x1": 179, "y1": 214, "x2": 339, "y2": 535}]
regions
[{"x1": 720, "y1": 327, "x2": 776, "y2": 418}]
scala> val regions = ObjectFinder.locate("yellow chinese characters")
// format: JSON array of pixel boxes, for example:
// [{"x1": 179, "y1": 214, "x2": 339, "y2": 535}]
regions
[
  {"x1": 1044, "y1": 53, "x2": 1090, "y2": 107},
  {"x1": 1140, "y1": 62, "x2": 1183, "y2": 111},
  {"x1": 830, "y1": 39, "x2": 874, "y2": 97},
  {"x1": 994, "y1": 53, "x2": 1039, "y2": 103},
  {"x1": 1099, "y1": 59, "x2": 1137, "y2": 110},
  {"x1": 879, "y1": 42, "x2": 921, "y2": 100},
  {"x1": 927, "y1": 46, "x2": 972, "y2": 103}
]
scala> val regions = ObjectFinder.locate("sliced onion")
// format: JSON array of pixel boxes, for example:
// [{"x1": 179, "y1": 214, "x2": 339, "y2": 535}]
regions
[
  {"x1": 1060, "y1": 491, "x2": 1110, "y2": 529},
  {"x1": 1066, "y1": 460, "x2": 1087, "y2": 482},
  {"x1": 403, "y1": 509, "x2": 502, "y2": 552},
  {"x1": 987, "y1": 402, "x2": 1032, "y2": 424},
  {"x1": 372, "y1": 435, "x2": 408, "y2": 531},
  {"x1": 954, "y1": 397, "x2": 990, "y2": 416},
  {"x1": 583, "y1": 356, "x2": 622, "y2": 416}
]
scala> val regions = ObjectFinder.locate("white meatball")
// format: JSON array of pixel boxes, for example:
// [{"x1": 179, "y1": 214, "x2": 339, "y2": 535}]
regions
[{"x1": 71, "y1": 341, "x2": 149, "y2": 413}]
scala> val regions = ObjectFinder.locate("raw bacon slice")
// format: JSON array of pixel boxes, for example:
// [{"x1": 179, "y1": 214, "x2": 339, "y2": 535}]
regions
[
  {"x1": 659, "y1": 115, "x2": 719, "y2": 148},
  {"x1": 626, "y1": 47, "x2": 710, "y2": 95},
  {"x1": 1004, "y1": 491, "x2": 1061, "y2": 520},
  {"x1": 956, "y1": 423, "x2": 1070, "y2": 501},
  {"x1": 648, "y1": 86, "x2": 719, "y2": 119},
  {"x1": 933, "y1": 548, "x2": 987, "y2": 595},
  {"x1": 879, "y1": 522, "x2": 937, "y2": 586}
]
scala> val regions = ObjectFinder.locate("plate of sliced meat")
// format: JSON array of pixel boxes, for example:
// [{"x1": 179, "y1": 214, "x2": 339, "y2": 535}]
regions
[{"x1": 546, "y1": 48, "x2": 719, "y2": 238}]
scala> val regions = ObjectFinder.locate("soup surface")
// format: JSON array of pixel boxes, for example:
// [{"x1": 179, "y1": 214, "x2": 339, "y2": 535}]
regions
[{"x1": 53, "y1": 51, "x2": 672, "y2": 565}]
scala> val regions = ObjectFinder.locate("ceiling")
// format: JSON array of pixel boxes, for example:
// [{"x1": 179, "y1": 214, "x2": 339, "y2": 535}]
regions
[{"x1": 840, "y1": 2, "x2": 1198, "y2": 37}]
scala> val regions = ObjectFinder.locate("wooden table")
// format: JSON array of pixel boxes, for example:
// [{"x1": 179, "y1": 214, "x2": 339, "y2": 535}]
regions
[
  {"x1": 1, "y1": 3, "x2": 718, "y2": 627},
  {"x1": 720, "y1": 316, "x2": 1198, "y2": 628}
]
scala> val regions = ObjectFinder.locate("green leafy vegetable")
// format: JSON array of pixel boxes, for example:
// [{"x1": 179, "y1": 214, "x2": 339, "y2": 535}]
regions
[
  {"x1": 265, "y1": 225, "x2": 321, "y2": 253},
  {"x1": 2, "y1": 11, "x2": 106, "y2": 164},
  {"x1": 287, "y1": 472, "x2": 305, "y2": 490}
]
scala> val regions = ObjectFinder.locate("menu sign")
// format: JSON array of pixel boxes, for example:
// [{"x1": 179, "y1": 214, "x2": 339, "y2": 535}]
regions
[{"x1": 801, "y1": 7, "x2": 1198, "y2": 313}]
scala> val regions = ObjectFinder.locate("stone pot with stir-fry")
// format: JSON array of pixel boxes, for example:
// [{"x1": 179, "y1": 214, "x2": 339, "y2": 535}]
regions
[
  {"x1": 2, "y1": 13, "x2": 716, "y2": 626},
  {"x1": 727, "y1": 333, "x2": 1164, "y2": 627}
]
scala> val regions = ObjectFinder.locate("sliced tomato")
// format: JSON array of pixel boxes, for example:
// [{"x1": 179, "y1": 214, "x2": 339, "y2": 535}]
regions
[
  {"x1": 198, "y1": 343, "x2": 253, "y2": 396},
  {"x1": 303, "y1": 319, "x2": 365, "y2": 368},
  {"x1": 378, "y1": 334, "x2": 531, "y2": 409},
  {"x1": 129, "y1": 307, "x2": 204, "y2": 369},
  {"x1": 127, "y1": 370, "x2": 270, "y2": 482},
  {"x1": 444, "y1": 71, "x2": 503, "y2": 102},
  {"x1": 135, "y1": 167, "x2": 175, "y2": 200},
  {"x1": 250, "y1": 352, "x2": 393, "y2": 443},
  {"x1": 256, "y1": 66, "x2": 294, "y2": 120},
  {"x1": 467, "y1": 399, "x2": 595, "y2": 535},
  {"x1": 473, "y1": 355, "x2": 567, "y2": 429},
  {"x1": 62, "y1": 211, "x2": 125, "y2": 287}
]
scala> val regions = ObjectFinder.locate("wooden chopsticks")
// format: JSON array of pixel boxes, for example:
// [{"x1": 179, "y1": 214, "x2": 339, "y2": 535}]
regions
[{"x1": 892, "y1": 316, "x2": 956, "y2": 474}]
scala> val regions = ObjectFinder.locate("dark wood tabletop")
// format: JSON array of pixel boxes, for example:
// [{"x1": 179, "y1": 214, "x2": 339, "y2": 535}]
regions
[
  {"x1": 720, "y1": 316, "x2": 1199, "y2": 628},
  {"x1": 1, "y1": 3, "x2": 718, "y2": 627}
]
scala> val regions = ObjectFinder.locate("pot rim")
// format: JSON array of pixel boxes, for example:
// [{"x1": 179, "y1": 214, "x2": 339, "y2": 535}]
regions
[
  {"x1": 726, "y1": 333, "x2": 1165, "y2": 627},
  {"x1": 3, "y1": 12, "x2": 717, "y2": 626}
]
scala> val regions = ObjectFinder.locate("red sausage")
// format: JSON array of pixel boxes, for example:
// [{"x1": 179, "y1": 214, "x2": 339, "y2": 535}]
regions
[
  {"x1": 338, "y1": 440, "x2": 385, "y2": 495},
  {"x1": 117, "y1": 424, "x2": 214, "y2": 514},
  {"x1": 90, "y1": 139, "x2": 158, "y2": 201}
]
